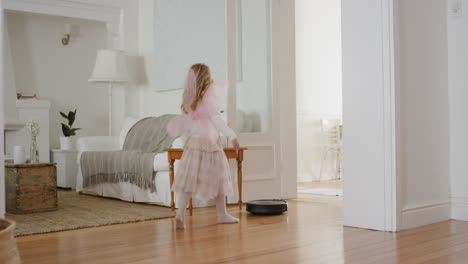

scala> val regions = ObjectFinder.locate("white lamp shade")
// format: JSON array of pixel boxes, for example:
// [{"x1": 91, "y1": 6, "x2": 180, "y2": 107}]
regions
[{"x1": 89, "y1": 49, "x2": 129, "y2": 83}]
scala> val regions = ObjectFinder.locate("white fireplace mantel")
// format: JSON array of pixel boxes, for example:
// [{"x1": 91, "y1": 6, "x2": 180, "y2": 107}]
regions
[{"x1": 4, "y1": 119, "x2": 25, "y2": 131}]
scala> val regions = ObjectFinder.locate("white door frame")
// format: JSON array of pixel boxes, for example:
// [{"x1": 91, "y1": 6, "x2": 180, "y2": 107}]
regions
[
  {"x1": 341, "y1": 0, "x2": 399, "y2": 231},
  {"x1": 382, "y1": 0, "x2": 399, "y2": 232},
  {"x1": 1, "y1": 0, "x2": 5, "y2": 218},
  {"x1": 276, "y1": 0, "x2": 297, "y2": 199}
]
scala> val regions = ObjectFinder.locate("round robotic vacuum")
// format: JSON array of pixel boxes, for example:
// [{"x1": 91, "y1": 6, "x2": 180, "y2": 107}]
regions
[{"x1": 246, "y1": 199, "x2": 288, "y2": 215}]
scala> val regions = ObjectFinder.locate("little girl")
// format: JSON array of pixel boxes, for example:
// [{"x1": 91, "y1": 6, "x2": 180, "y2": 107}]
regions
[{"x1": 167, "y1": 63, "x2": 240, "y2": 229}]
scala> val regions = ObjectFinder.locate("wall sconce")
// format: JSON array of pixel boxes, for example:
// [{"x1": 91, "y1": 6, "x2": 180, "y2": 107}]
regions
[
  {"x1": 62, "y1": 24, "x2": 79, "y2": 46},
  {"x1": 62, "y1": 24, "x2": 71, "y2": 45},
  {"x1": 61, "y1": 35, "x2": 70, "y2": 45}
]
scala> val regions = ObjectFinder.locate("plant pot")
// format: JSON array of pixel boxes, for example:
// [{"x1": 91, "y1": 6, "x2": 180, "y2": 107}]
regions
[
  {"x1": 0, "y1": 219, "x2": 21, "y2": 264},
  {"x1": 60, "y1": 136, "x2": 75, "y2": 150}
]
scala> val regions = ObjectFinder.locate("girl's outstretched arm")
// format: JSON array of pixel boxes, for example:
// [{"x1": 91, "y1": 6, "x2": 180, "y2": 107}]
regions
[
  {"x1": 210, "y1": 113, "x2": 240, "y2": 153},
  {"x1": 210, "y1": 112, "x2": 237, "y2": 140},
  {"x1": 211, "y1": 113, "x2": 239, "y2": 153}
]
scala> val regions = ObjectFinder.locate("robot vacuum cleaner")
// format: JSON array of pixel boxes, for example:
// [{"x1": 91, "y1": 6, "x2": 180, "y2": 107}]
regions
[{"x1": 246, "y1": 199, "x2": 288, "y2": 215}]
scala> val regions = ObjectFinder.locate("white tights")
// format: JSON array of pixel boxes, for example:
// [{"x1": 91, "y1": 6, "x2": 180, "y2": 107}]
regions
[{"x1": 175, "y1": 192, "x2": 239, "y2": 229}]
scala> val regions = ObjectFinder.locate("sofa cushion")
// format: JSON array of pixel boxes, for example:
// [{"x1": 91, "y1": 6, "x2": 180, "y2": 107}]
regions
[{"x1": 154, "y1": 153, "x2": 169, "y2": 171}]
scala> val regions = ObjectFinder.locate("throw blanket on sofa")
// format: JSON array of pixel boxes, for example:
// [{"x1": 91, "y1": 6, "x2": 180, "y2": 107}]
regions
[{"x1": 81, "y1": 114, "x2": 177, "y2": 192}]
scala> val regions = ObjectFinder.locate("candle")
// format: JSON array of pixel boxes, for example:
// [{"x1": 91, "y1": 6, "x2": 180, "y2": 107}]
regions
[{"x1": 13, "y1": 145, "x2": 26, "y2": 164}]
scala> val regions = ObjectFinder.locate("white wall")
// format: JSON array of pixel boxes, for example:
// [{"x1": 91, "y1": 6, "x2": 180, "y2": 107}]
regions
[
  {"x1": 153, "y1": 0, "x2": 227, "y2": 92},
  {"x1": 138, "y1": 0, "x2": 182, "y2": 117},
  {"x1": 6, "y1": 12, "x2": 108, "y2": 149},
  {"x1": 448, "y1": 0, "x2": 468, "y2": 221},
  {"x1": 398, "y1": 0, "x2": 451, "y2": 229},
  {"x1": 295, "y1": 0, "x2": 342, "y2": 182},
  {"x1": 3, "y1": 14, "x2": 17, "y2": 123}
]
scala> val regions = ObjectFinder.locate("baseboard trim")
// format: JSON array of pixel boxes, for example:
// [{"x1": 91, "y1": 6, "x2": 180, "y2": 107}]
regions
[
  {"x1": 401, "y1": 201, "x2": 451, "y2": 230},
  {"x1": 452, "y1": 197, "x2": 468, "y2": 221}
]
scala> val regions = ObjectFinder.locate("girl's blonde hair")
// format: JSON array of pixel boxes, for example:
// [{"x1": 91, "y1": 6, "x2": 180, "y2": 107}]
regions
[{"x1": 182, "y1": 63, "x2": 213, "y2": 113}]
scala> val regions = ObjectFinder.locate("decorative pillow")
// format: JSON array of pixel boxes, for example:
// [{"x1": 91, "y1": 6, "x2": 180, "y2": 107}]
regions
[{"x1": 118, "y1": 117, "x2": 139, "y2": 149}]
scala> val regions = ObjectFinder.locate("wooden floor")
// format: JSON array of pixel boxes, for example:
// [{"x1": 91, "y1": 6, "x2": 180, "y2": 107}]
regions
[
  {"x1": 298, "y1": 180, "x2": 343, "y2": 190},
  {"x1": 15, "y1": 193, "x2": 468, "y2": 264}
]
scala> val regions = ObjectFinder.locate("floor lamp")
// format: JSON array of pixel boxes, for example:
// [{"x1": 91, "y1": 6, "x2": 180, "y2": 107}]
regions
[{"x1": 89, "y1": 49, "x2": 128, "y2": 136}]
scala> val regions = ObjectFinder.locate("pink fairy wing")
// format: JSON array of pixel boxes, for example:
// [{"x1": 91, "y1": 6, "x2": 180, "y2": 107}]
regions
[
  {"x1": 192, "y1": 80, "x2": 228, "y2": 144},
  {"x1": 167, "y1": 115, "x2": 192, "y2": 137}
]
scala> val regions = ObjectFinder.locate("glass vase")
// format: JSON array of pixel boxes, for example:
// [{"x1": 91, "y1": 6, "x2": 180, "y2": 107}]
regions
[{"x1": 30, "y1": 135, "x2": 39, "y2": 163}]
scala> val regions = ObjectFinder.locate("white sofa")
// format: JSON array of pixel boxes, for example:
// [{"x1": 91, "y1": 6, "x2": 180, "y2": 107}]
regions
[{"x1": 75, "y1": 117, "x2": 213, "y2": 207}]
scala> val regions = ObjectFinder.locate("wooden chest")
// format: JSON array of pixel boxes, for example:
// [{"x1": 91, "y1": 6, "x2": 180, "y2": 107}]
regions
[{"x1": 5, "y1": 163, "x2": 57, "y2": 214}]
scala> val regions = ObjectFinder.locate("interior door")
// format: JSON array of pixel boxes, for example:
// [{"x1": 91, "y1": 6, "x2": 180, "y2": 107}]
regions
[{"x1": 227, "y1": 0, "x2": 297, "y2": 203}]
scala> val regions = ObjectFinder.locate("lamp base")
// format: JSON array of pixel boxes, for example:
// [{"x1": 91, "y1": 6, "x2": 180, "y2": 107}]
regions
[{"x1": 108, "y1": 83, "x2": 113, "y2": 136}]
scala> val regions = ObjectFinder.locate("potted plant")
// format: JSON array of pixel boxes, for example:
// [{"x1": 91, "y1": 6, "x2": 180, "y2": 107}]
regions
[{"x1": 59, "y1": 109, "x2": 81, "y2": 150}]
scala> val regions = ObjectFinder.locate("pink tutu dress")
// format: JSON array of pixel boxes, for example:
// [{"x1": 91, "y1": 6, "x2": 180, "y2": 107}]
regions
[{"x1": 167, "y1": 70, "x2": 237, "y2": 201}]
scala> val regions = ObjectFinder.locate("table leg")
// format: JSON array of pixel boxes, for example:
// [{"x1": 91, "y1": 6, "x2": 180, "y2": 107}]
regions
[
  {"x1": 169, "y1": 159, "x2": 175, "y2": 211},
  {"x1": 189, "y1": 198, "x2": 193, "y2": 216},
  {"x1": 238, "y1": 159, "x2": 243, "y2": 210}
]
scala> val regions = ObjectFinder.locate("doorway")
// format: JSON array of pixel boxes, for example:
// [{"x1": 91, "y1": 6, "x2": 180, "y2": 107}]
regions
[{"x1": 295, "y1": 0, "x2": 343, "y2": 199}]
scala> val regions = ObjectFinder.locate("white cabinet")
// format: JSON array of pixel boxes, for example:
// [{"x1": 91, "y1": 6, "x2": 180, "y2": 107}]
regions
[{"x1": 51, "y1": 149, "x2": 78, "y2": 189}]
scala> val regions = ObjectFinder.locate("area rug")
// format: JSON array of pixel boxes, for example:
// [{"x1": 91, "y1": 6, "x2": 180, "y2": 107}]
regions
[
  {"x1": 6, "y1": 190, "x2": 175, "y2": 237},
  {"x1": 298, "y1": 187, "x2": 343, "y2": 196}
]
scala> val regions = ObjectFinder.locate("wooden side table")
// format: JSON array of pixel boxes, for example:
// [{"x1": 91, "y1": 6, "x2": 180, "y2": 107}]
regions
[
  {"x1": 165, "y1": 147, "x2": 247, "y2": 216},
  {"x1": 5, "y1": 162, "x2": 57, "y2": 214},
  {"x1": 51, "y1": 149, "x2": 78, "y2": 189}
]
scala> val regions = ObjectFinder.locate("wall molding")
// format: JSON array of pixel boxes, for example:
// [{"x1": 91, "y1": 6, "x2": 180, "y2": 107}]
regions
[
  {"x1": 382, "y1": 0, "x2": 398, "y2": 232},
  {"x1": 4, "y1": 0, "x2": 121, "y2": 24},
  {"x1": 401, "y1": 200, "x2": 451, "y2": 230}
]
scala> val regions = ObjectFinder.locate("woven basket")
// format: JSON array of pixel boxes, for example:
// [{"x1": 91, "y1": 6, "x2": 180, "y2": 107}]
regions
[{"x1": 0, "y1": 219, "x2": 21, "y2": 264}]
